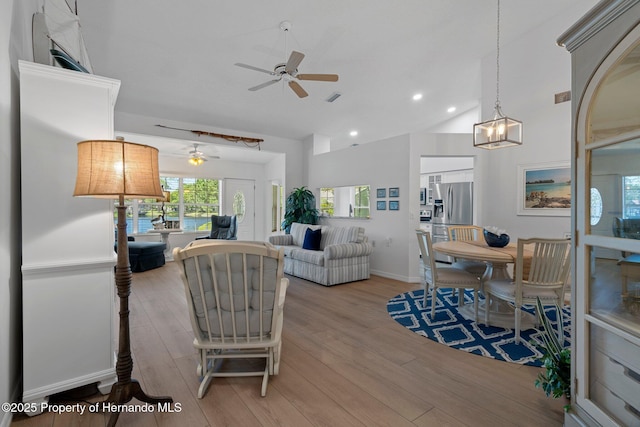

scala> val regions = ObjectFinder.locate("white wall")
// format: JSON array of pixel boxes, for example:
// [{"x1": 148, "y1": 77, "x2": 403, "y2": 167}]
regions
[
  {"x1": 3, "y1": 1, "x2": 24, "y2": 425},
  {"x1": 420, "y1": 156, "x2": 474, "y2": 174},
  {"x1": 307, "y1": 134, "x2": 415, "y2": 282}
]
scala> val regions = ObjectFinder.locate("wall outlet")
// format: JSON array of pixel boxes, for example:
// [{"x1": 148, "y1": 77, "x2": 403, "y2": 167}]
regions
[{"x1": 563, "y1": 232, "x2": 572, "y2": 239}]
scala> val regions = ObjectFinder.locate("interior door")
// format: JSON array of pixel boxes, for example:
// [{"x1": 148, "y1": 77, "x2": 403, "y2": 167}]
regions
[{"x1": 224, "y1": 179, "x2": 255, "y2": 240}]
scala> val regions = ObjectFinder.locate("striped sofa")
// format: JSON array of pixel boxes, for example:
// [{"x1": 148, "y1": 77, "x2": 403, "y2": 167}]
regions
[{"x1": 268, "y1": 222, "x2": 373, "y2": 286}]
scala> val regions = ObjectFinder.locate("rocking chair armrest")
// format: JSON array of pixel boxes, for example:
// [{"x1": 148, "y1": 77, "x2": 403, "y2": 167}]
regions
[{"x1": 277, "y1": 278, "x2": 289, "y2": 309}]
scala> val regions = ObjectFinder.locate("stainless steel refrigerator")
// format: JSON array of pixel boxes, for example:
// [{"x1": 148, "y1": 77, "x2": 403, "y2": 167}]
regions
[{"x1": 431, "y1": 182, "x2": 473, "y2": 263}]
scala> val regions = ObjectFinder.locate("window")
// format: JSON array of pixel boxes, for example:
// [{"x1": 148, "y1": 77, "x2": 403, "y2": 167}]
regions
[
  {"x1": 182, "y1": 178, "x2": 220, "y2": 231},
  {"x1": 319, "y1": 185, "x2": 370, "y2": 218},
  {"x1": 590, "y1": 187, "x2": 602, "y2": 226},
  {"x1": 623, "y1": 176, "x2": 640, "y2": 218},
  {"x1": 117, "y1": 176, "x2": 220, "y2": 233},
  {"x1": 353, "y1": 186, "x2": 370, "y2": 218},
  {"x1": 320, "y1": 188, "x2": 334, "y2": 216},
  {"x1": 271, "y1": 184, "x2": 284, "y2": 232}
]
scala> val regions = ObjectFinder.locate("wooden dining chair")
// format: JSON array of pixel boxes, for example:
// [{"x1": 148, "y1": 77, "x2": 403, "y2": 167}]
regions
[
  {"x1": 483, "y1": 237, "x2": 571, "y2": 344},
  {"x1": 416, "y1": 229, "x2": 481, "y2": 319},
  {"x1": 447, "y1": 225, "x2": 487, "y2": 277}
]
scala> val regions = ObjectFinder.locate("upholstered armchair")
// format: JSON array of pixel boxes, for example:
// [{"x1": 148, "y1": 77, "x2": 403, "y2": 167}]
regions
[
  {"x1": 196, "y1": 215, "x2": 237, "y2": 240},
  {"x1": 612, "y1": 217, "x2": 640, "y2": 257},
  {"x1": 613, "y1": 217, "x2": 640, "y2": 240}
]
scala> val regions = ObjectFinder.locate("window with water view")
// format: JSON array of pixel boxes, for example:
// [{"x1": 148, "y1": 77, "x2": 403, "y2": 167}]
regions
[{"x1": 117, "y1": 177, "x2": 220, "y2": 233}]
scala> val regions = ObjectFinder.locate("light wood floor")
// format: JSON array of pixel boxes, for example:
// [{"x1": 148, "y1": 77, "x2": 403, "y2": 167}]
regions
[{"x1": 12, "y1": 262, "x2": 567, "y2": 427}]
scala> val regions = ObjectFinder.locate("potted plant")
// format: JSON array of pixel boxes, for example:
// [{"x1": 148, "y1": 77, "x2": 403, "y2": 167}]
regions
[
  {"x1": 533, "y1": 297, "x2": 571, "y2": 412},
  {"x1": 282, "y1": 186, "x2": 319, "y2": 233}
]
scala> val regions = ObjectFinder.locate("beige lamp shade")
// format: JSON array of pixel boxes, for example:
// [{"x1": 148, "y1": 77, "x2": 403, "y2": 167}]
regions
[{"x1": 74, "y1": 139, "x2": 163, "y2": 199}]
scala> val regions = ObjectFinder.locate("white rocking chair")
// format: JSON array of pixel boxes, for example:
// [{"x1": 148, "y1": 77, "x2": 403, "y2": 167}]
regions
[{"x1": 173, "y1": 240, "x2": 288, "y2": 398}]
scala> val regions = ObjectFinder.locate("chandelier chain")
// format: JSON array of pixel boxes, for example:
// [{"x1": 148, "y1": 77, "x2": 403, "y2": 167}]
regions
[{"x1": 495, "y1": 0, "x2": 501, "y2": 109}]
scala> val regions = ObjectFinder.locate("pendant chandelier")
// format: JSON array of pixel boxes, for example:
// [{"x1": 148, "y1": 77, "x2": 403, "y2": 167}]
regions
[{"x1": 473, "y1": 0, "x2": 522, "y2": 149}]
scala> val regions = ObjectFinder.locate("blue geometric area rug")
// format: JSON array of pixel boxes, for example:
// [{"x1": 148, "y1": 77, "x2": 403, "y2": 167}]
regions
[{"x1": 386, "y1": 289, "x2": 571, "y2": 367}]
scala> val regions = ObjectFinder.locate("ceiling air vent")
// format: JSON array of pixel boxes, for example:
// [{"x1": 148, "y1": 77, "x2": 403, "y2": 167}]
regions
[{"x1": 326, "y1": 92, "x2": 342, "y2": 103}]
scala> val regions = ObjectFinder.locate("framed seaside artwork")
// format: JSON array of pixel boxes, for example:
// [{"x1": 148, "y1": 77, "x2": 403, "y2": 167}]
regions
[{"x1": 517, "y1": 161, "x2": 571, "y2": 216}]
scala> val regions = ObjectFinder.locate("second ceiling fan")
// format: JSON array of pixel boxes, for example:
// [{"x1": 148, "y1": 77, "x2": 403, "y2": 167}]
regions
[{"x1": 235, "y1": 50, "x2": 338, "y2": 98}]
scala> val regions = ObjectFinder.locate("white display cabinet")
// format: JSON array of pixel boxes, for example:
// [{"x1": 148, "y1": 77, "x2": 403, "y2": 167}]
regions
[
  {"x1": 558, "y1": 1, "x2": 640, "y2": 425},
  {"x1": 19, "y1": 61, "x2": 119, "y2": 411}
]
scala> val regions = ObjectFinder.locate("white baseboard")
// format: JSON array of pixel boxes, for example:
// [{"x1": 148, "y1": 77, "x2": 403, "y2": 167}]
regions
[{"x1": 370, "y1": 270, "x2": 420, "y2": 283}]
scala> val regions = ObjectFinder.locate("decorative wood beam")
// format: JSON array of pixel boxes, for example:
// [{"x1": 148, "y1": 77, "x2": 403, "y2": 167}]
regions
[{"x1": 156, "y1": 124, "x2": 263, "y2": 149}]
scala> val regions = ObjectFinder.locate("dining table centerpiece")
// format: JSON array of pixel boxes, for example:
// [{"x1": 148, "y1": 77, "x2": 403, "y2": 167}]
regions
[{"x1": 483, "y1": 226, "x2": 510, "y2": 247}]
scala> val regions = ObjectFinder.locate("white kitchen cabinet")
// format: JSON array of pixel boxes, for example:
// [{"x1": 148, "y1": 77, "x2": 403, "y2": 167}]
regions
[
  {"x1": 19, "y1": 61, "x2": 119, "y2": 410},
  {"x1": 426, "y1": 174, "x2": 441, "y2": 203},
  {"x1": 559, "y1": 1, "x2": 640, "y2": 425}
]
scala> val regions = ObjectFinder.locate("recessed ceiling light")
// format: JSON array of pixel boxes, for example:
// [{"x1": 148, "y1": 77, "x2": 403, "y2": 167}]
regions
[
  {"x1": 447, "y1": 106, "x2": 456, "y2": 113},
  {"x1": 350, "y1": 130, "x2": 358, "y2": 137},
  {"x1": 412, "y1": 93, "x2": 423, "y2": 101}
]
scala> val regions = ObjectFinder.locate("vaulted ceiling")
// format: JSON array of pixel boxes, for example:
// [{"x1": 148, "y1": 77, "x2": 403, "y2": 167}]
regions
[{"x1": 77, "y1": 0, "x2": 597, "y2": 157}]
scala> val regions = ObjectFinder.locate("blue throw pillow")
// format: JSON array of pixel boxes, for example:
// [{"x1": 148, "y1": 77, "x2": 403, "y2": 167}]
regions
[{"x1": 302, "y1": 227, "x2": 322, "y2": 250}]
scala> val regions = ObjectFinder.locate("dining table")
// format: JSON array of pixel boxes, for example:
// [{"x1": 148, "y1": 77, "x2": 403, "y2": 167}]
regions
[{"x1": 432, "y1": 240, "x2": 536, "y2": 329}]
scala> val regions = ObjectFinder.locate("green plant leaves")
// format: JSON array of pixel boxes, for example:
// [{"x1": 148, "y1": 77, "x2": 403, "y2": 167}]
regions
[
  {"x1": 532, "y1": 297, "x2": 571, "y2": 411},
  {"x1": 282, "y1": 186, "x2": 319, "y2": 232}
]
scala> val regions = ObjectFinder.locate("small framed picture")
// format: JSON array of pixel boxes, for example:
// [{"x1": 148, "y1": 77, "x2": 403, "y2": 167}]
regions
[
  {"x1": 389, "y1": 187, "x2": 399, "y2": 197},
  {"x1": 389, "y1": 200, "x2": 399, "y2": 210},
  {"x1": 377, "y1": 201, "x2": 386, "y2": 210},
  {"x1": 376, "y1": 188, "x2": 386, "y2": 198}
]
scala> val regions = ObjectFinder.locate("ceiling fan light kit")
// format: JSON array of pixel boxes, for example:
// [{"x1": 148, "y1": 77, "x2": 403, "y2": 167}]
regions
[
  {"x1": 189, "y1": 156, "x2": 205, "y2": 166},
  {"x1": 473, "y1": 0, "x2": 523, "y2": 150}
]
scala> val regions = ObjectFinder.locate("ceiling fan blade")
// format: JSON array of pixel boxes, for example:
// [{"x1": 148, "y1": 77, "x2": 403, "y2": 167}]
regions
[
  {"x1": 235, "y1": 63, "x2": 275, "y2": 75},
  {"x1": 248, "y1": 79, "x2": 280, "y2": 91},
  {"x1": 297, "y1": 73, "x2": 339, "y2": 82},
  {"x1": 288, "y1": 81, "x2": 308, "y2": 98},
  {"x1": 285, "y1": 51, "x2": 305, "y2": 74}
]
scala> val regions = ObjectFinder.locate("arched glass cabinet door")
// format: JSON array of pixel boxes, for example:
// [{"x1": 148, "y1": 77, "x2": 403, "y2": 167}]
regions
[{"x1": 575, "y1": 30, "x2": 640, "y2": 426}]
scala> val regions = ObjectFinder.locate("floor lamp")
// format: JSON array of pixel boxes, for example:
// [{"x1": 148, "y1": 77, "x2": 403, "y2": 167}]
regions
[{"x1": 73, "y1": 139, "x2": 173, "y2": 426}]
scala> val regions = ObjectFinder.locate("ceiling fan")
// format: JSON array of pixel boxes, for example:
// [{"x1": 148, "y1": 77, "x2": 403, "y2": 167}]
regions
[
  {"x1": 235, "y1": 23, "x2": 339, "y2": 100},
  {"x1": 188, "y1": 143, "x2": 217, "y2": 166},
  {"x1": 235, "y1": 51, "x2": 338, "y2": 98},
  {"x1": 235, "y1": 21, "x2": 338, "y2": 98}
]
